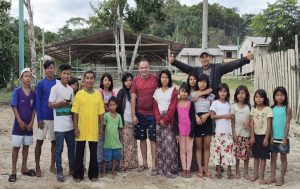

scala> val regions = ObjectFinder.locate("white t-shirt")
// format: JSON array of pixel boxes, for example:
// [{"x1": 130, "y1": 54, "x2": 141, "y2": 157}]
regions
[
  {"x1": 123, "y1": 98, "x2": 132, "y2": 122},
  {"x1": 49, "y1": 81, "x2": 74, "y2": 132},
  {"x1": 153, "y1": 87, "x2": 174, "y2": 112},
  {"x1": 231, "y1": 103, "x2": 251, "y2": 137},
  {"x1": 210, "y1": 100, "x2": 232, "y2": 134}
]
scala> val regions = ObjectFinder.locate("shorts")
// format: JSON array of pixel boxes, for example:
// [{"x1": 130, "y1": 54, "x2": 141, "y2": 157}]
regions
[
  {"x1": 252, "y1": 135, "x2": 270, "y2": 159},
  {"x1": 270, "y1": 139, "x2": 290, "y2": 154},
  {"x1": 195, "y1": 112, "x2": 213, "y2": 137},
  {"x1": 213, "y1": 133, "x2": 234, "y2": 166},
  {"x1": 233, "y1": 136, "x2": 251, "y2": 160},
  {"x1": 134, "y1": 113, "x2": 156, "y2": 141},
  {"x1": 36, "y1": 120, "x2": 55, "y2": 141},
  {"x1": 12, "y1": 135, "x2": 33, "y2": 147},
  {"x1": 104, "y1": 148, "x2": 121, "y2": 162}
]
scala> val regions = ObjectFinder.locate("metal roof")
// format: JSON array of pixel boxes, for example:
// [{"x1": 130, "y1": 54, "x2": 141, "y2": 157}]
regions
[
  {"x1": 217, "y1": 45, "x2": 238, "y2": 51},
  {"x1": 178, "y1": 48, "x2": 223, "y2": 57},
  {"x1": 43, "y1": 29, "x2": 185, "y2": 63},
  {"x1": 244, "y1": 36, "x2": 271, "y2": 46}
]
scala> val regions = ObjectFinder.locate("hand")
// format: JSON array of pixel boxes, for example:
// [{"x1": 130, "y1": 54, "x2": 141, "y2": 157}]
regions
[
  {"x1": 282, "y1": 138, "x2": 287, "y2": 146},
  {"x1": 243, "y1": 121, "x2": 250, "y2": 129},
  {"x1": 74, "y1": 129, "x2": 80, "y2": 138},
  {"x1": 250, "y1": 136, "x2": 255, "y2": 146},
  {"x1": 132, "y1": 115, "x2": 139, "y2": 126},
  {"x1": 233, "y1": 133, "x2": 238, "y2": 142},
  {"x1": 176, "y1": 136, "x2": 179, "y2": 141},
  {"x1": 224, "y1": 114, "x2": 232, "y2": 120},
  {"x1": 200, "y1": 113, "x2": 209, "y2": 123},
  {"x1": 19, "y1": 120, "x2": 27, "y2": 131},
  {"x1": 159, "y1": 120, "x2": 165, "y2": 127},
  {"x1": 263, "y1": 138, "x2": 269, "y2": 147},
  {"x1": 38, "y1": 120, "x2": 44, "y2": 129},
  {"x1": 98, "y1": 130, "x2": 103, "y2": 139},
  {"x1": 189, "y1": 137, "x2": 193, "y2": 140},
  {"x1": 168, "y1": 54, "x2": 175, "y2": 64},
  {"x1": 196, "y1": 116, "x2": 202, "y2": 125},
  {"x1": 27, "y1": 122, "x2": 33, "y2": 132},
  {"x1": 60, "y1": 99, "x2": 70, "y2": 107},
  {"x1": 246, "y1": 51, "x2": 254, "y2": 60}
]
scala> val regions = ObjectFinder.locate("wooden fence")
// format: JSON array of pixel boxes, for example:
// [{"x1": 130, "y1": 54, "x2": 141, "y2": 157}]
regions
[{"x1": 254, "y1": 48, "x2": 300, "y2": 122}]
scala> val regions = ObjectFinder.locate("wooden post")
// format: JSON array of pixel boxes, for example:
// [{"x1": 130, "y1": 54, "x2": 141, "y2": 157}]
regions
[
  {"x1": 69, "y1": 46, "x2": 72, "y2": 65},
  {"x1": 295, "y1": 35, "x2": 300, "y2": 122}
]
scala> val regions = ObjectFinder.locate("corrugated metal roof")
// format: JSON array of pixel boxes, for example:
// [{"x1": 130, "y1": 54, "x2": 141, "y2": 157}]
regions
[
  {"x1": 178, "y1": 48, "x2": 223, "y2": 56},
  {"x1": 217, "y1": 45, "x2": 238, "y2": 51},
  {"x1": 246, "y1": 36, "x2": 271, "y2": 46}
]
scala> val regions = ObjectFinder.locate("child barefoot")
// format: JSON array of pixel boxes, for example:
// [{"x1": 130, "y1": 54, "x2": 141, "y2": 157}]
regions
[
  {"x1": 231, "y1": 85, "x2": 251, "y2": 180},
  {"x1": 102, "y1": 97, "x2": 123, "y2": 177},
  {"x1": 210, "y1": 83, "x2": 234, "y2": 179},
  {"x1": 250, "y1": 89, "x2": 272, "y2": 185},
  {"x1": 9, "y1": 68, "x2": 36, "y2": 182},
  {"x1": 269, "y1": 87, "x2": 292, "y2": 186},
  {"x1": 174, "y1": 83, "x2": 196, "y2": 178}
]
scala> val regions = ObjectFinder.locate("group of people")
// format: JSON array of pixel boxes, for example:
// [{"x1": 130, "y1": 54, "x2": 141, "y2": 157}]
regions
[{"x1": 8, "y1": 51, "x2": 291, "y2": 186}]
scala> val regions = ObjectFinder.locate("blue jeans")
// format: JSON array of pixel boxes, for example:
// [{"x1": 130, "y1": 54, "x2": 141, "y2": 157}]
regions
[{"x1": 55, "y1": 130, "x2": 75, "y2": 173}]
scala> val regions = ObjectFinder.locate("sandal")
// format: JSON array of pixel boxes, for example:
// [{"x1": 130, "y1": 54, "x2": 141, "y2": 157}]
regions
[
  {"x1": 215, "y1": 173, "x2": 222, "y2": 179},
  {"x1": 197, "y1": 172, "x2": 204, "y2": 178},
  {"x1": 204, "y1": 172, "x2": 213, "y2": 178},
  {"x1": 8, "y1": 174, "x2": 17, "y2": 182},
  {"x1": 22, "y1": 169, "x2": 36, "y2": 177},
  {"x1": 137, "y1": 165, "x2": 149, "y2": 172}
]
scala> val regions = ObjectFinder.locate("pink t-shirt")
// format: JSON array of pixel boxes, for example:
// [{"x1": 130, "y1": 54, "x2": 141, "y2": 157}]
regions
[
  {"x1": 130, "y1": 74, "x2": 158, "y2": 115},
  {"x1": 177, "y1": 101, "x2": 191, "y2": 136}
]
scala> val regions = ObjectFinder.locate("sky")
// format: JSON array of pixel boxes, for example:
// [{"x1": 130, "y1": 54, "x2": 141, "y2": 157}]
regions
[{"x1": 10, "y1": 0, "x2": 278, "y2": 33}]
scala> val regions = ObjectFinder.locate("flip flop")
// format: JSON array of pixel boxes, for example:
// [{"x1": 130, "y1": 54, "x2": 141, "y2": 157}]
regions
[
  {"x1": 227, "y1": 173, "x2": 234, "y2": 180},
  {"x1": 197, "y1": 172, "x2": 204, "y2": 178},
  {"x1": 22, "y1": 169, "x2": 36, "y2": 177},
  {"x1": 137, "y1": 165, "x2": 149, "y2": 172},
  {"x1": 150, "y1": 169, "x2": 158, "y2": 176},
  {"x1": 205, "y1": 172, "x2": 213, "y2": 178},
  {"x1": 8, "y1": 174, "x2": 17, "y2": 182}
]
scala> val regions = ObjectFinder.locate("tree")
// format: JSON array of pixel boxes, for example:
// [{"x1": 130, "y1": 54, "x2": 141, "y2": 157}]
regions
[
  {"x1": 0, "y1": 1, "x2": 15, "y2": 88},
  {"x1": 251, "y1": 0, "x2": 300, "y2": 52}
]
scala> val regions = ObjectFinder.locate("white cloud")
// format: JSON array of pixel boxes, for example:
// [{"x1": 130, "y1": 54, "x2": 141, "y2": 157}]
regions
[{"x1": 10, "y1": 0, "x2": 280, "y2": 33}]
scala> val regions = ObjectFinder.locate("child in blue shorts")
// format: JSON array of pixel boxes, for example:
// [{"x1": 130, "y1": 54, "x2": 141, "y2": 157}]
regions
[{"x1": 102, "y1": 96, "x2": 123, "y2": 177}]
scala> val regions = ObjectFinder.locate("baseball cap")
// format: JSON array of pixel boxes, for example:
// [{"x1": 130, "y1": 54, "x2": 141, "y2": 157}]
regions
[
  {"x1": 19, "y1": 68, "x2": 36, "y2": 79},
  {"x1": 200, "y1": 50, "x2": 211, "y2": 57}
]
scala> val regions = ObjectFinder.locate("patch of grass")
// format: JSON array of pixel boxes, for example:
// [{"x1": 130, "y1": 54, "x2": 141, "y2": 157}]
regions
[
  {"x1": 222, "y1": 77, "x2": 254, "y2": 93},
  {"x1": 0, "y1": 91, "x2": 12, "y2": 101}
]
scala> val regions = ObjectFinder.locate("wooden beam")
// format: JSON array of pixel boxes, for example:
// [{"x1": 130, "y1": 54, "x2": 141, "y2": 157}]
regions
[{"x1": 70, "y1": 43, "x2": 170, "y2": 47}]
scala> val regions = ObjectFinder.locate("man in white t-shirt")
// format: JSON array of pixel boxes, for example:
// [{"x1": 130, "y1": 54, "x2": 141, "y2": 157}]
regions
[{"x1": 49, "y1": 64, "x2": 75, "y2": 182}]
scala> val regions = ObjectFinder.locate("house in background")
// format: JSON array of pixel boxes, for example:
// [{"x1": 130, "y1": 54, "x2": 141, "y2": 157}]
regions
[
  {"x1": 238, "y1": 36, "x2": 271, "y2": 76},
  {"x1": 217, "y1": 45, "x2": 238, "y2": 62},
  {"x1": 177, "y1": 48, "x2": 223, "y2": 66}
]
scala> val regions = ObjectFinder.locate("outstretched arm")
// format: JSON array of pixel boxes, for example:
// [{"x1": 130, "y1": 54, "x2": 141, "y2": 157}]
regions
[
  {"x1": 168, "y1": 55, "x2": 196, "y2": 74},
  {"x1": 220, "y1": 51, "x2": 254, "y2": 75}
]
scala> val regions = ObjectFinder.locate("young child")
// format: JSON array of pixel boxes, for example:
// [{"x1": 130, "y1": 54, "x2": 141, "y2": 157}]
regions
[
  {"x1": 210, "y1": 83, "x2": 234, "y2": 179},
  {"x1": 72, "y1": 71, "x2": 105, "y2": 182},
  {"x1": 102, "y1": 96, "x2": 123, "y2": 177},
  {"x1": 174, "y1": 83, "x2": 196, "y2": 178},
  {"x1": 269, "y1": 87, "x2": 292, "y2": 186},
  {"x1": 190, "y1": 74, "x2": 214, "y2": 178},
  {"x1": 250, "y1": 89, "x2": 272, "y2": 184},
  {"x1": 9, "y1": 68, "x2": 36, "y2": 182},
  {"x1": 49, "y1": 64, "x2": 75, "y2": 182},
  {"x1": 153, "y1": 70, "x2": 178, "y2": 178},
  {"x1": 117, "y1": 72, "x2": 139, "y2": 171},
  {"x1": 231, "y1": 85, "x2": 251, "y2": 180},
  {"x1": 98, "y1": 73, "x2": 116, "y2": 173}
]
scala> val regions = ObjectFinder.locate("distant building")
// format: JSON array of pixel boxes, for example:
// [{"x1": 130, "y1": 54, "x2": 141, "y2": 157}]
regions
[
  {"x1": 177, "y1": 48, "x2": 223, "y2": 66},
  {"x1": 239, "y1": 36, "x2": 271, "y2": 75},
  {"x1": 217, "y1": 45, "x2": 238, "y2": 63}
]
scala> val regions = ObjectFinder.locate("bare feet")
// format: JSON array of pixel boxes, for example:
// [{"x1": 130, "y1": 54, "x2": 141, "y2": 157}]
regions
[
  {"x1": 259, "y1": 178, "x2": 267, "y2": 185},
  {"x1": 251, "y1": 175, "x2": 258, "y2": 182},
  {"x1": 275, "y1": 178, "x2": 284, "y2": 186},
  {"x1": 243, "y1": 173, "x2": 250, "y2": 180},
  {"x1": 36, "y1": 167, "x2": 42, "y2": 177},
  {"x1": 49, "y1": 166, "x2": 56, "y2": 174},
  {"x1": 235, "y1": 173, "x2": 241, "y2": 179},
  {"x1": 112, "y1": 171, "x2": 117, "y2": 177},
  {"x1": 266, "y1": 178, "x2": 276, "y2": 184}
]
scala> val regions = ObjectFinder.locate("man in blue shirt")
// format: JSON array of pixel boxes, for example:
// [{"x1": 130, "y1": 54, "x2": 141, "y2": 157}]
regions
[{"x1": 35, "y1": 60, "x2": 57, "y2": 177}]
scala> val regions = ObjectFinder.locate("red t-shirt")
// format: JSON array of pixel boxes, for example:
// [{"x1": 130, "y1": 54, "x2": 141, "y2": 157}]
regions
[{"x1": 130, "y1": 74, "x2": 158, "y2": 115}]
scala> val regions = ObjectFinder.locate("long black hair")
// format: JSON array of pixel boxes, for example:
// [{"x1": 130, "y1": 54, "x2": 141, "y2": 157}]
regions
[
  {"x1": 99, "y1": 73, "x2": 113, "y2": 91},
  {"x1": 197, "y1": 74, "x2": 210, "y2": 98},
  {"x1": 158, "y1": 69, "x2": 172, "y2": 88},
  {"x1": 234, "y1": 85, "x2": 251, "y2": 108},
  {"x1": 272, "y1": 86, "x2": 288, "y2": 108},
  {"x1": 253, "y1": 89, "x2": 269, "y2": 107},
  {"x1": 179, "y1": 82, "x2": 191, "y2": 96},
  {"x1": 215, "y1": 83, "x2": 230, "y2": 102},
  {"x1": 122, "y1": 72, "x2": 133, "y2": 102},
  {"x1": 187, "y1": 72, "x2": 199, "y2": 91}
]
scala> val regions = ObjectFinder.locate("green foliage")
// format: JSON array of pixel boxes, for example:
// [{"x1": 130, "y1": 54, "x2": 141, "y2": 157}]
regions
[
  {"x1": 250, "y1": 0, "x2": 300, "y2": 52},
  {"x1": 0, "y1": 0, "x2": 14, "y2": 88}
]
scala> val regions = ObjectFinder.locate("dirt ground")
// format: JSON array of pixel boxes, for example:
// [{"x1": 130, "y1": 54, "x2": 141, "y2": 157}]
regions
[{"x1": 1, "y1": 83, "x2": 300, "y2": 188}]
